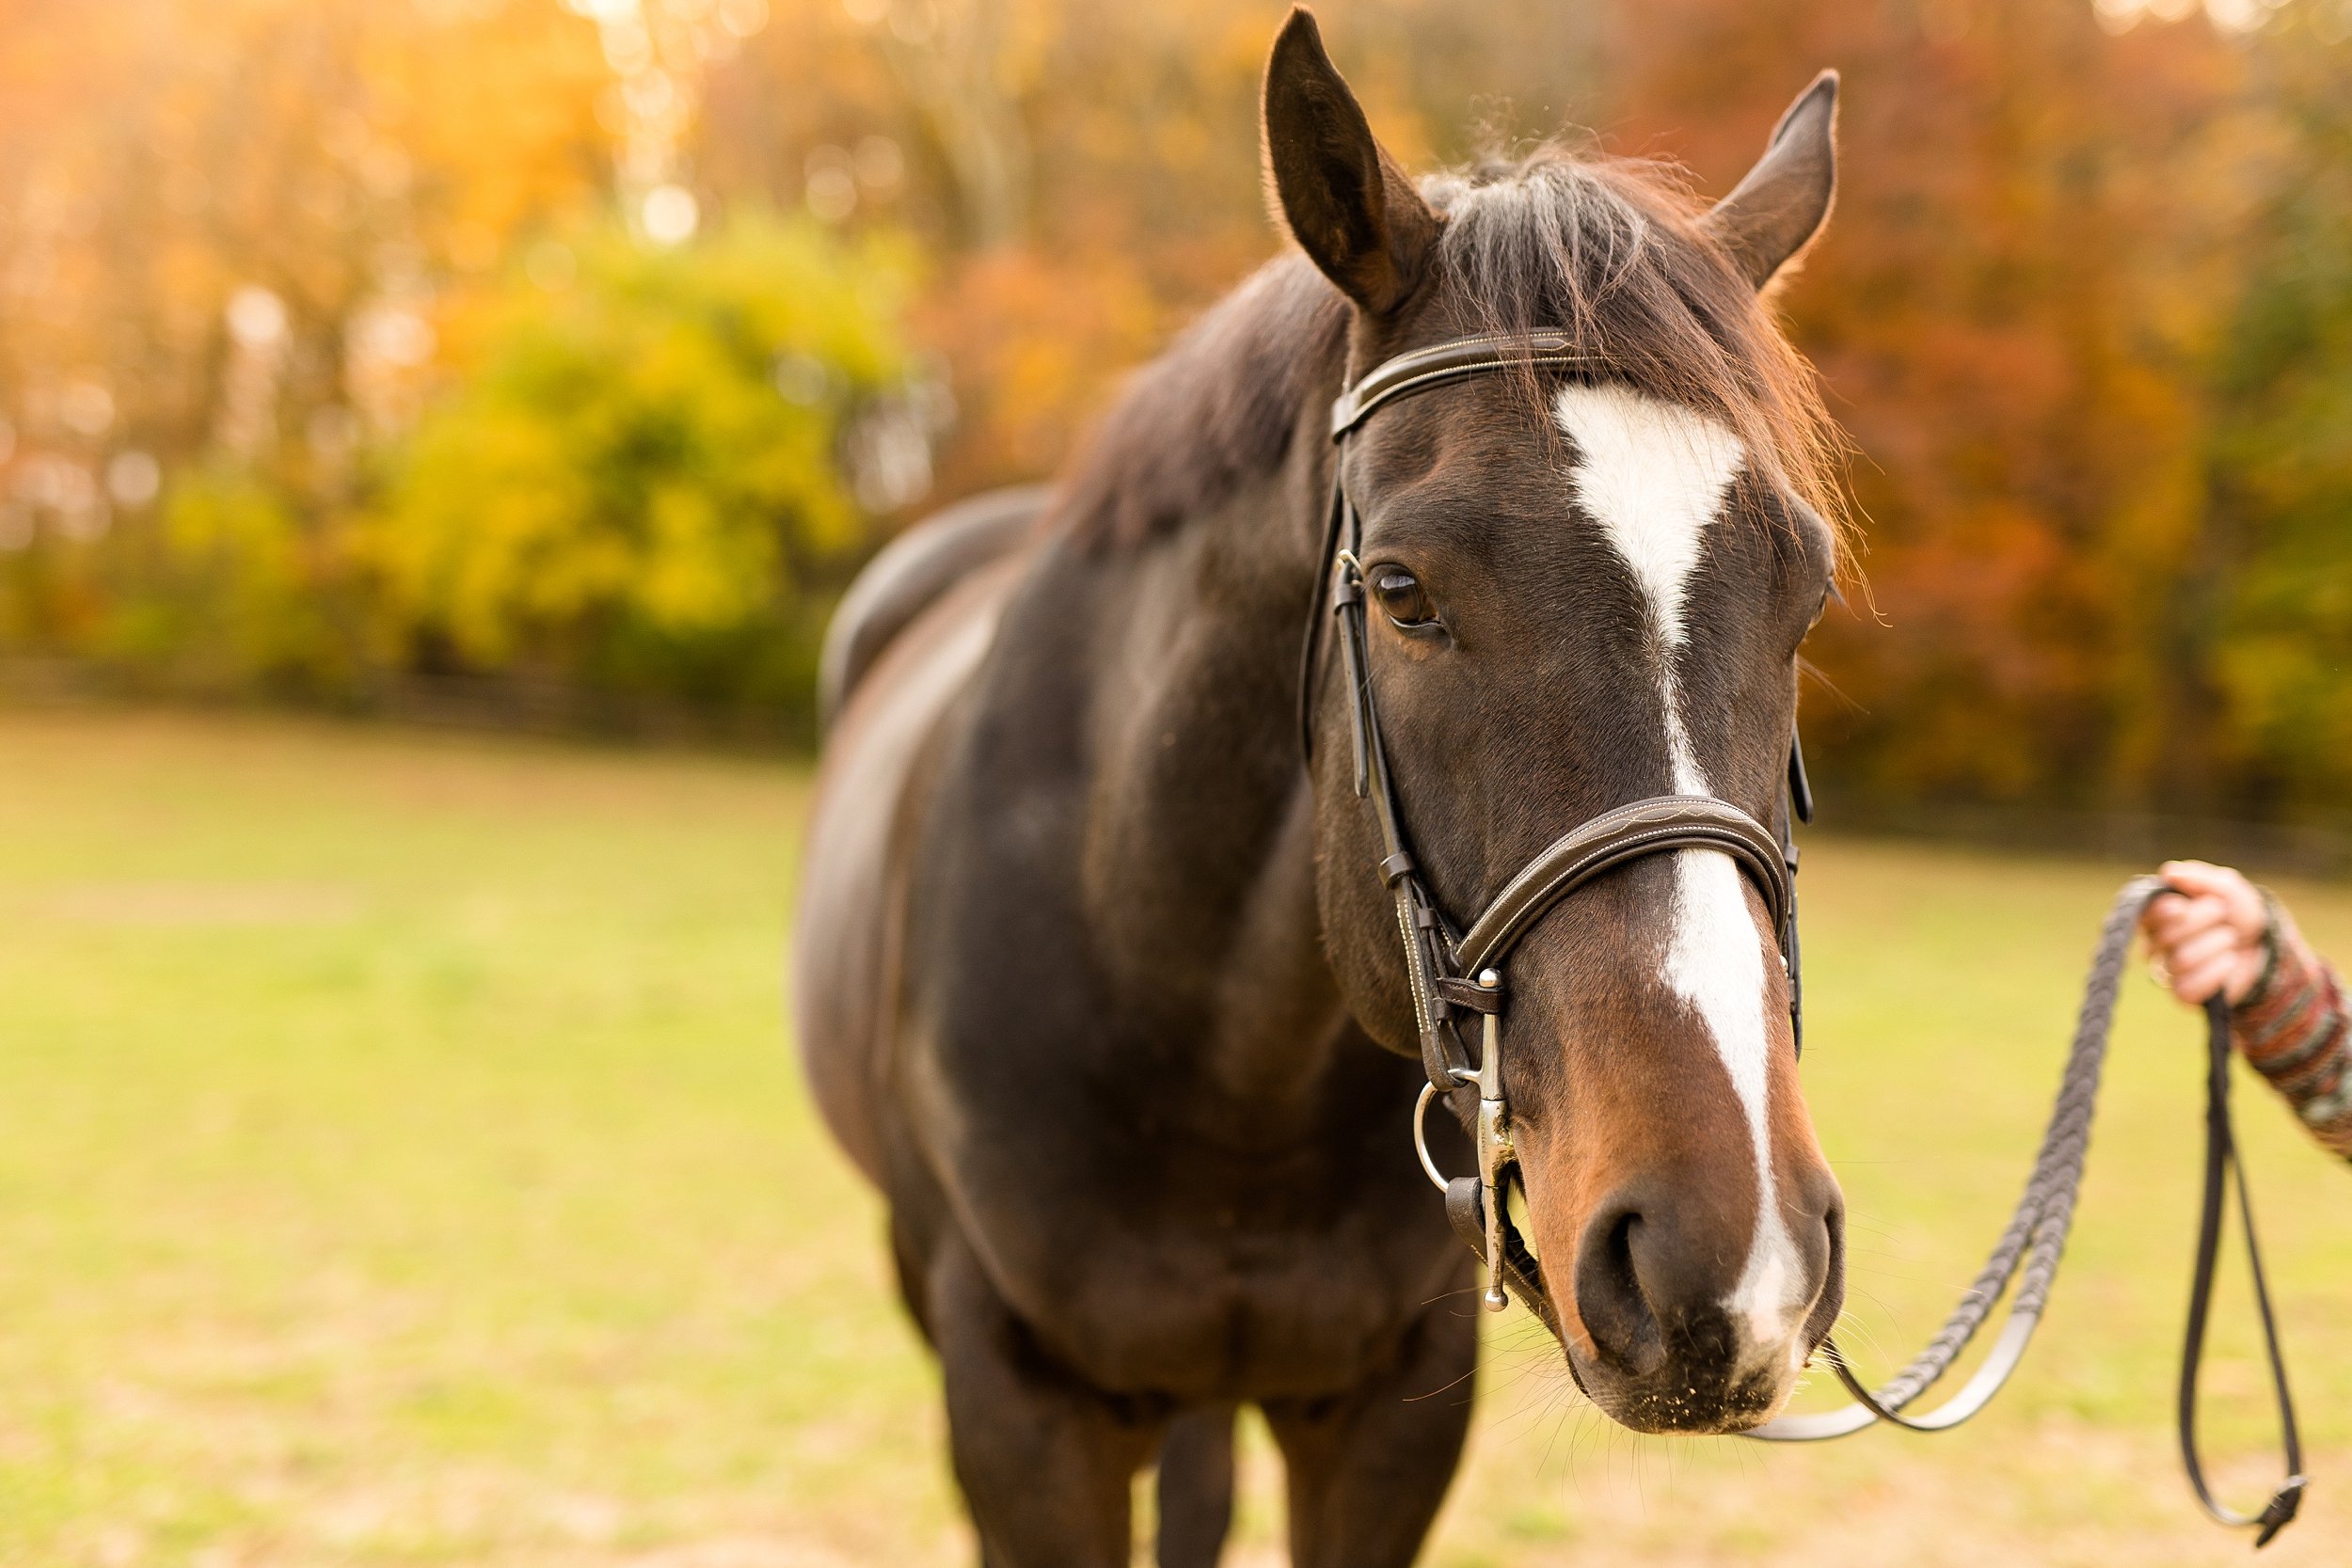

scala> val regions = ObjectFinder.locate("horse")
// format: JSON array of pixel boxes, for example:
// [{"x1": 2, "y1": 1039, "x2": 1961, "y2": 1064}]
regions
[{"x1": 795, "y1": 10, "x2": 1851, "y2": 1563}]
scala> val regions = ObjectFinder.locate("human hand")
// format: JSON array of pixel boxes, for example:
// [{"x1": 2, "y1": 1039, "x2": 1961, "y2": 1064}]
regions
[{"x1": 2140, "y1": 860, "x2": 2269, "y2": 1006}]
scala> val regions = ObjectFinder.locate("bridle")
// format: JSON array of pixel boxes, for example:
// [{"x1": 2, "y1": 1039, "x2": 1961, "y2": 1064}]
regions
[
  {"x1": 1297, "y1": 330, "x2": 1812, "y2": 1329},
  {"x1": 1299, "y1": 331, "x2": 2306, "y2": 1545}
]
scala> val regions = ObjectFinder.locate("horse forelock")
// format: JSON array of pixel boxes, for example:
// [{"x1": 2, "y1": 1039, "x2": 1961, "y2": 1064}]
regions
[
  {"x1": 1427, "y1": 150, "x2": 1848, "y2": 559},
  {"x1": 1057, "y1": 144, "x2": 1848, "y2": 565}
]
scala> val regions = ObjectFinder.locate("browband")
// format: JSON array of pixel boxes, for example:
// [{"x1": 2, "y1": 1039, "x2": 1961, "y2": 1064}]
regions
[{"x1": 1328, "y1": 331, "x2": 1599, "y2": 440}]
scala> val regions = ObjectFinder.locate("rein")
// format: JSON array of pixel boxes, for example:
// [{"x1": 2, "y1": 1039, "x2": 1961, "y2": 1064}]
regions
[
  {"x1": 1302, "y1": 331, "x2": 2307, "y2": 1544},
  {"x1": 1745, "y1": 879, "x2": 2305, "y2": 1547}
]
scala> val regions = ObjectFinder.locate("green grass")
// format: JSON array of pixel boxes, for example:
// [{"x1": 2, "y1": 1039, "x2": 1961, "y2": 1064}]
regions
[{"x1": 0, "y1": 710, "x2": 2344, "y2": 1565}]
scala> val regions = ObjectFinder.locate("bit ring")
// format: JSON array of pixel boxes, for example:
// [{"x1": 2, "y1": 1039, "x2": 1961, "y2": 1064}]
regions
[{"x1": 1411, "y1": 1081, "x2": 1454, "y2": 1193}]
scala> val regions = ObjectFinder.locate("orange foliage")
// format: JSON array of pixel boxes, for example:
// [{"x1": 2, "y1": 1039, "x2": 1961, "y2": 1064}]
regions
[{"x1": 7, "y1": 0, "x2": 2352, "y2": 810}]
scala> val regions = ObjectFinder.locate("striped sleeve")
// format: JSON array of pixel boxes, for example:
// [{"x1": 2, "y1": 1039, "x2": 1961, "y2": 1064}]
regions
[{"x1": 2233, "y1": 895, "x2": 2352, "y2": 1161}]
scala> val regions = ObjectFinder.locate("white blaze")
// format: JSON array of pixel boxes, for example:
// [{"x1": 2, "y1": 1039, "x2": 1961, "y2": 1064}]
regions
[{"x1": 1553, "y1": 382, "x2": 1805, "y2": 1352}]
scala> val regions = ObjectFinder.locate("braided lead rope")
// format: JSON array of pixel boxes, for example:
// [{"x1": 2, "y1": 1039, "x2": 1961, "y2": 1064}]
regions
[
  {"x1": 1749, "y1": 875, "x2": 2156, "y2": 1440},
  {"x1": 1887, "y1": 877, "x2": 2139, "y2": 1402},
  {"x1": 1756, "y1": 876, "x2": 2308, "y2": 1543}
]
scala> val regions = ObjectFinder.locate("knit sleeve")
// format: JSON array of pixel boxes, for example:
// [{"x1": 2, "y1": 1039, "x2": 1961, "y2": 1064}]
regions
[{"x1": 2233, "y1": 895, "x2": 2352, "y2": 1161}]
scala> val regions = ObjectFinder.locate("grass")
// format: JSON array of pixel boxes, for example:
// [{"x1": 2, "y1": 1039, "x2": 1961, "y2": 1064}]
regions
[{"x1": 0, "y1": 709, "x2": 2344, "y2": 1566}]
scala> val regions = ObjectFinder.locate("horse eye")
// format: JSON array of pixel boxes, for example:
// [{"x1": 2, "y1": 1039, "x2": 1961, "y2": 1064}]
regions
[{"x1": 1370, "y1": 566, "x2": 1437, "y2": 628}]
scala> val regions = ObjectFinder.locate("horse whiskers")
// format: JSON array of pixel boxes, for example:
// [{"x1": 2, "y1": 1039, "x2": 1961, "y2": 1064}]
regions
[
  {"x1": 1403, "y1": 1361, "x2": 1480, "y2": 1403},
  {"x1": 1420, "y1": 1282, "x2": 1496, "y2": 1312}
]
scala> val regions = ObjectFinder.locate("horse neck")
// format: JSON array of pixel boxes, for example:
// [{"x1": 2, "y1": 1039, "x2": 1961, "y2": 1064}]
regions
[{"x1": 1079, "y1": 451, "x2": 1349, "y2": 1104}]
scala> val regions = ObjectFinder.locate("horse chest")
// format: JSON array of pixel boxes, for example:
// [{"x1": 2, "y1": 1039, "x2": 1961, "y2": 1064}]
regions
[
  {"x1": 922, "y1": 1053, "x2": 1469, "y2": 1400},
  {"x1": 893, "y1": 570, "x2": 1469, "y2": 1399}
]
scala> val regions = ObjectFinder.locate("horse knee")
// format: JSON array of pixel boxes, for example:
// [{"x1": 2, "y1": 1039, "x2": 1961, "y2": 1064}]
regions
[{"x1": 930, "y1": 1243, "x2": 1160, "y2": 1568}]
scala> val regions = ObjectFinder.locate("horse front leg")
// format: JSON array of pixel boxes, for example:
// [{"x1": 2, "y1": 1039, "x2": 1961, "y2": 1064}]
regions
[
  {"x1": 928, "y1": 1237, "x2": 1168, "y2": 1568},
  {"x1": 1262, "y1": 1292, "x2": 1481, "y2": 1568},
  {"x1": 1154, "y1": 1402, "x2": 1237, "y2": 1568}
]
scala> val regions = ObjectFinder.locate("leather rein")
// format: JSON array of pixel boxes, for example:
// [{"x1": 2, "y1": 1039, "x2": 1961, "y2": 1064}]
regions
[{"x1": 1299, "y1": 332, "x2": 2305, "y2": 1544}]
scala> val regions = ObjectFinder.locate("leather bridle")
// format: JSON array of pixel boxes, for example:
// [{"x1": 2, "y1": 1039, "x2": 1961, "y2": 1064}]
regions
[
  {"x1": 1298, "y1": 333, "x2": 2306, "y2": 1545},
  {"x1": 1298, "y1": 331, "x2": 1811, "y2": 1327}
]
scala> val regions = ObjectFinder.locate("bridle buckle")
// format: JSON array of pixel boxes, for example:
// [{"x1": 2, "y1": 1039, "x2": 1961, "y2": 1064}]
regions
[{"x1": 1470, "y1": 970, "x2": 1511, "y2": 1310}]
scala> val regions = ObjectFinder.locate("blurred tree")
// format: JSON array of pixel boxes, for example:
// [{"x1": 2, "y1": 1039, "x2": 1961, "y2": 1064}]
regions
[
  {"x1": 0, "y1": 0, "x2": 612, "y2": 689},
  {"x1": 8, "y1": 0, "x2": 2352, "y2": 810},
  {"x1": 372, "y1": 213, "x2": 917, "y2": 719},
  {"x1": 1600, "y1": 0, "x2": 2282, "y2": 816},
  {"x1": 2194, "y1": 1, "x2": 2352, "y2": 808}
]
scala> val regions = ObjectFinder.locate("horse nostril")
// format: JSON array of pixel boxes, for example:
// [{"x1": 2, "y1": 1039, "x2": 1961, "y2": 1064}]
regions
[
  {"x1": 1812, "y1": 1179, "x2": 1849, "y2": 1338},
  {"x1": 1572, "y1": 1198, "x2": 1665, "y2": 1376}
]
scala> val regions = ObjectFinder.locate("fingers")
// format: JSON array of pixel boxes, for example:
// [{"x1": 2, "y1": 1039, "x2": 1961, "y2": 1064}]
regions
[
  {"x1": 2168, "y1": 920, "x2": 2241, "y2": 977},
  {"x1": 2158, "y1": 858, "x2": 2231, "y2": 893},
  {"x1": 2157, "y1": 860, "x2": 2265, "y2": 934},
  {"x1": 2153, "y1": 919, "x2": 2241, "y2": 1005},
  {"x1": 2141, "y1": 891, "x2": 2230, "y2": 946},
  {"x1": 2146, "y1": 862, "x2": 2271, "y2": 1007},
  {"x1": 2169, "y1": 950, "x2": 2235, "y2": 1005}
]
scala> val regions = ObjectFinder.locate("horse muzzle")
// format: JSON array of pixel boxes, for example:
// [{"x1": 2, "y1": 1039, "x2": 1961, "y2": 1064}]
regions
[{"x1": 1546, "y1": 1166, "x2": 1846, "y2": 1434}]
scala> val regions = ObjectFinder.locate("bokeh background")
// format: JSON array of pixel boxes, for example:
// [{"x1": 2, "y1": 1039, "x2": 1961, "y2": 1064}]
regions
[
  {"x1": 8, "y1": 0, "x2": 2352, "y2": 1564},
  {"x1": 6, "y1": 0, "x2": 2352, "y2": 820}
]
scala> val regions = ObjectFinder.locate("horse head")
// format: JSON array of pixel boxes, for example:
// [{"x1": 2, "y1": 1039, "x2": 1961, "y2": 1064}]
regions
[{"x1": 1271, "y1": 8, "x2": 1848, "y2": 1434}]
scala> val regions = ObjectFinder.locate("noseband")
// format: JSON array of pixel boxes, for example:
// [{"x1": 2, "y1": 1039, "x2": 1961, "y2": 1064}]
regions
[{"x1": 1298, "y1": 331, "x2": 1812, "y2": 1325}]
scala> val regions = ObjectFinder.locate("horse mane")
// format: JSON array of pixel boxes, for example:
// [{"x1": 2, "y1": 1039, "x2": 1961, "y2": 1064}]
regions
[
  {"x1": 1058, "y1": 143, "x2": 1847, "y2": 554},
  {"x1": 1054, "y1": 256, "x2": 1348, "y2": 552}
]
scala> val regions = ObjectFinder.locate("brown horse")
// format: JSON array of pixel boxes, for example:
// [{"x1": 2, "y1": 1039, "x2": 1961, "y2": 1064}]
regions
[{"x1": 796, "y1": 10, "x2": 1850, "y2": 1564}]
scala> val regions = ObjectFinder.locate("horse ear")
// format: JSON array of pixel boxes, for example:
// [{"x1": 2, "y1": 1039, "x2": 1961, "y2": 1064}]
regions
[
  {"x1": 1261, "y1": 8, "x2": 1438, "y2": 316},
  {"x1": 1701, "y1": 71, "x2": 1840, "y2": 290}
]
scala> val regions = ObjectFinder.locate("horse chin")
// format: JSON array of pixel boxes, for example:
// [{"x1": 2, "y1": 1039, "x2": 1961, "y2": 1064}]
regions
[
  {"x1": 1561, "y1": 1321, "x2": 1812, "y2": 1436},
  {"x1": 1575, "y1": 1366, "x2": 1801, "y2": 1435}
]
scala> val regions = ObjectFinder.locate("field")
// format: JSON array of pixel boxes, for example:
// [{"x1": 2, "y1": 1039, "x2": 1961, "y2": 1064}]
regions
[{"x1": 0, "y1": 710, "x2": 2346, "y2": 1567}]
